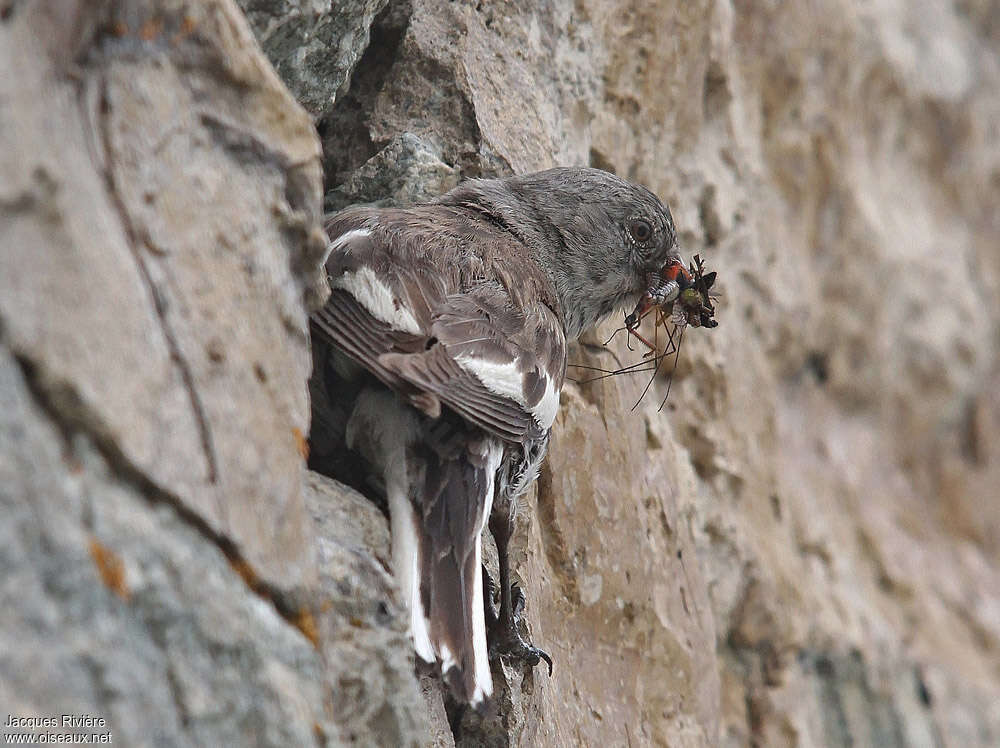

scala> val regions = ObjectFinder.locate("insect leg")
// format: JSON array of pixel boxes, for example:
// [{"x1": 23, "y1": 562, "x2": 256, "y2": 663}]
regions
[{"x1": 658, "y1": 325, "x2": 686, "y2": 411}]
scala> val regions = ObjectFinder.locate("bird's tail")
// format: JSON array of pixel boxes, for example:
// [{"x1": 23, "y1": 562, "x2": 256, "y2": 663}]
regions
[
  {"x1": 394, "y1": 435, "x2": 499, "y2": 706},
  {"x1": 346, "y1": 390, "x2": 499, "y2": 705}
]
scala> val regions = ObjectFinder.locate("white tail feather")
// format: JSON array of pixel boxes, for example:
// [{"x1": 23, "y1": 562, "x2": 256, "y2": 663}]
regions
[
  {"x1": 468, "y1": 442, "x2": 501, "y2": 703},
  {"x1": 470, "y1": 539, "x2": 491, "y2": 703},
  {"x1": 388, "y1": 476, "x2": 435, "y2": 664}
]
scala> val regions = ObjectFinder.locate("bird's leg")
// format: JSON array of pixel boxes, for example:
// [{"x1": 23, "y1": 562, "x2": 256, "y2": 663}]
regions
[
  {"x1": 482, "y1": 563, "x2": 499, "y2": 630},
  {"x1": 487, "y1": 512, "x2": 553, "y2": 675}
]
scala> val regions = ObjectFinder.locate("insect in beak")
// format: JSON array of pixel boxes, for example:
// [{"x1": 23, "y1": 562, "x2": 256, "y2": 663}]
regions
[
  {"x1": 676, "y1": 265, "x2": 695, "y2": 290},
  {"x1": 572, "y1": 254, "x2": 720, "y2": 410}
]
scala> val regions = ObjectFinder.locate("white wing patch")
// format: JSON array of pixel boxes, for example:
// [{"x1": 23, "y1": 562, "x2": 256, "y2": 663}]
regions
[
  {"x1": 332, "y1": 264, "x2": 422, "y2": 335},
  {"x1": 322, "y1": 227, "x2": 370, "y2": 265},
  {"x1": 454, "y1": 355, "x2": 560, "y2": 431},
  {"x1": 532, "y1": 377, "x2": 560, "y2": 431}
]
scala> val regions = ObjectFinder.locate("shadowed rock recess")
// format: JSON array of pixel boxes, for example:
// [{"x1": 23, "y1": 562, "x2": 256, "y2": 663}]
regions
[{"x1": 2, "y1": 0, "x2": 998, "y2": 746}]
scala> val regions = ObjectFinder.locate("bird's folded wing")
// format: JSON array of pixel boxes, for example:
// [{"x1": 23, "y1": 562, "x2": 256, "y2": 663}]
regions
[{"x1": 311, "y1": 216, "x2": 566, "y2": 443}]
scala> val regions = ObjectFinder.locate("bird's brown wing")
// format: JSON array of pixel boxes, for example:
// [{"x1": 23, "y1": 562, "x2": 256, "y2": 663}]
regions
[{"x1": 311, "y1": 208, "x2": 567, "y2": 443}]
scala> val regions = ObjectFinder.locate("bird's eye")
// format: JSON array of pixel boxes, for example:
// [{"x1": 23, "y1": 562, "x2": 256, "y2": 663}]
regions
[{"x1": 628, "y1": 219, "x2": 653, "y2": 244}]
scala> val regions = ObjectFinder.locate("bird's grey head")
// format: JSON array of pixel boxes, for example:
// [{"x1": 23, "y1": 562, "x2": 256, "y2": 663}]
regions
[{"x1": 439, "y1": 167, "x2": 681, "y2": 340}]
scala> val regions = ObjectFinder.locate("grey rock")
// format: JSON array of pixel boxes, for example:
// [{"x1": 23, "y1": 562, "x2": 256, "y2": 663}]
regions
[
  {"x1": 0, "y1": 348, "x2": 429, "y2": 746},
  {"x1": 309, "y1": 0, "x2": 1000, "y2": 744},
  {"x1": 325, "y1": 132, "x2": 460, "y2": 212},
  {"x1": 0, "y1": 348, "x2": 329, "y2": 747},
  {"x1": 0, "y1": 0, "x2": 325, "y2": 596},
  {"x1": 420, "y1": 676, "x2": 458, "y2": 748},
  {"x1": 3, "y1": 0, "x2": 1000, "y2": 745},
  {"x1": 0, "y1": 2, "x2": 393, "y2": 746},
  {"x1": 305, "y1": 472, "x2": 431, "y2": 746},
  {"x1": 239, "y1": 0, "x2": 389, "y2": 118}
]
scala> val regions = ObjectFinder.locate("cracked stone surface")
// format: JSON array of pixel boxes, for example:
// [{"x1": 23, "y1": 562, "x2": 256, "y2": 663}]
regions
[
  {"x1": 237, "y1": 0, "x2": 389, "y2": 118},
  {"x1": 0, "y1": 0, "x2": 326, "y2": 595},
  {"x1": 0, "y1": 348, "x2": 328, "y2": 746},
  {"x1": 1, "y1": 1, "x2": 425, "y2": 745},
  {"x1": 4, "y1": 0, "x2": 1000, "y2": 746},
  {"x1": 297, "y1": 0, "x2": 1000, "y2": 745}
]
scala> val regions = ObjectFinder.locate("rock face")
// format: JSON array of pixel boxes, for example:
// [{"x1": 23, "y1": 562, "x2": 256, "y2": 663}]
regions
[
  {"x1": 0, "y1": 2, "x2": 425, "y2": 745},
  {"x1": 238, "y1": 0, "x2": 389, "y2": 118},
  {"x1": 305, "y1": 0, "x2": 1000, "y2": 745},
  {"x1": 2, "y1": 0, "x2": 999, "y2": 747}
]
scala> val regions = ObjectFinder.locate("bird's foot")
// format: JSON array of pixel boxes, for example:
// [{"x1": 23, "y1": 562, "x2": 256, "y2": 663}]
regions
[
  {"x1": 487, "y1": 583, "x2": 553, "y2": 676},
  {"x1": 482, "y1": 564, "x2": 500, "y2": 629}
]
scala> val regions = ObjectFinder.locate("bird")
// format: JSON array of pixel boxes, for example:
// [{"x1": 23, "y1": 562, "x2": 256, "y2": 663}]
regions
[{"x1": 309, "y1": 166, "x2": 683, "y2": 705}]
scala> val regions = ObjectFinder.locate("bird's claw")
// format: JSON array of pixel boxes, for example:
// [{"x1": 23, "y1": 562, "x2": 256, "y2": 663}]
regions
[
  {"x1": 487, "y1": 581, "x2": 553, "y2": 676},
  {"x1": 490, "y1": 627, "x2": 553, "y2": 676}
]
